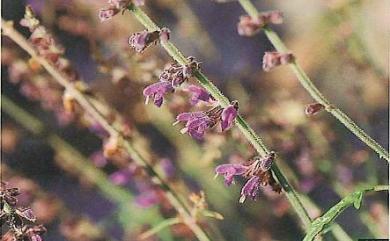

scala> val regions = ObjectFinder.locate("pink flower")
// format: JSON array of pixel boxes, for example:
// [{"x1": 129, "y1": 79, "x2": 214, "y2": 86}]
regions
[{"x1": 98, "y1": 7, "x2": 120, "y2": 22}]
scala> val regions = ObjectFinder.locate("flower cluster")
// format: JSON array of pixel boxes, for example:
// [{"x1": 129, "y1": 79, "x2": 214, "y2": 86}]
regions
[
  {"x1": 262, "y1": 51, "x2": 294, "y2": 71},
  {"x1": 20, "y1": 6, "x2": 78, "y2": 81},
  {"x1": 143, "y1": 56, "x2": 200, "y2": 107},
  {"x1": 174, "y1": 102, "x2": 238, "y2": 140},
  {"x1": 215, "y1": 152, "x2": 281, "y2": 203},
  {"x1": 237, "y1": 11, "x2": 283, "y2": 36},
  {"x1": 99, "y1": 0, "x2": 145, "y2": 22},
  {"x1": 128, "y1": 28, "x2": 170, "y2": 53},
  {"x1": 1, "y1": 182, "x2": 46, "y2": 241}
]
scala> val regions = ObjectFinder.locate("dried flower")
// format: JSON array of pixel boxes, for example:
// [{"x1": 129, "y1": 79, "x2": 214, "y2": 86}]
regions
[
  {"x1": 305, "y1": 103, "x2": 325, "y2": 116},
  {"x1": 159, "y1": 56, "x2": 200, "y2": 87},
  {"x1": 262, "y1": 51, "x2": 294, "y2": 71},
  {"x1": 98, "y1": 7, "x2": 120, "y2": 22},
  {"x1": 62, "y1": 90, "x2": 76, "y2": 113},
  {"x1": 237, "y1": 11, "x2": 283, "y2": 36},
  {"x1": 19, "y1": 5, "x2": 40, "y2": 31},
  {"x1": 143, "y1": 80, "x2": 174, "y2": 107},
  {"x1": 128, "y1": 28, "x2": 170, "y2": 53},
  {"x1": 221, "y1": 101, "x2": 238, "y2": 131},
  {"x1": 184, "y1": 85, "x2": 213, "y2": 105},
  {"x1": 103, "y1": 135, "x2": 122, "y2": 158}
]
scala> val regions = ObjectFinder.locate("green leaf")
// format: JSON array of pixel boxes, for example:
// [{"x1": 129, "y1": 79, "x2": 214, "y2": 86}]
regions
[{"x1": 353, "y1": 192, "x2": 363, "y2": 209}]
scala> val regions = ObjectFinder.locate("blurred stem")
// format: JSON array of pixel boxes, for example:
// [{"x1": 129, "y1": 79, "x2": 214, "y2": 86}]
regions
[
  {"x1": 1, "y1": 22, "x2": 211, "y2": 241},
  {"x1": 303, "y1": 185, "x2": 389, "y2": 241},
  {"x1": 1, "y1": 95, "x2": 174, "y2": 240},
  {"x1": 237, "y1": 0, "x2": 389, "y2": 162}
]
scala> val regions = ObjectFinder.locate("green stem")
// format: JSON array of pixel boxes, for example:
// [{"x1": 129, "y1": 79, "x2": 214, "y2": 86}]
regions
[
  {"x1": 303, "y1": 185, "x2": 389, "y2": 241},
  {"x1": 237, "y1": 0, "x2": 389, "y2": 161},
  {"x1": 1, "y1": 21, "x2": 211, "y2": 241},
  {"x1": 127, "y1": 6, "x2": 312, "y2": 228}
]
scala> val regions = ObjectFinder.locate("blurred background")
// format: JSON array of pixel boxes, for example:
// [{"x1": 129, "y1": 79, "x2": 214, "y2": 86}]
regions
[{"x1": 1, "y1": 0, "x2": 388, "y2": 240}]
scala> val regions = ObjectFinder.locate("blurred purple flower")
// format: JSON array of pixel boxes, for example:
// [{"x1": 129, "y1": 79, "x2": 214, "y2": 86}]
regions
[
  {"x1": 215, "y1": 163, "x2": 248, "y2": 186},
  {"x1": 109, "y1": 168, "x2": 133, "y2": 186},
  {"x1": 184, "y1": 85, "x2": 213, "y2": 105},
  {"x1": 160, "y1": 158, "x2": 176, "y2": 179},
  {"x1": 135, "y1": 191, "x2": 160, "y2": 208},
  {"x1": 143, "y1": 81, "x2": 174, "y2": 107},
  {"x1": 90, "y1": 151, "x2": 108, "y2": 167}
]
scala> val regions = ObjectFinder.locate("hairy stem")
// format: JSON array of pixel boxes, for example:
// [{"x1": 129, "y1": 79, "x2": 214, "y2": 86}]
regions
[
  {"x1": 303, "y1": 185, "x2": 389, "y2": 241},
  {"x1": 237, "y1": 0, "x2": 389, "y2": 161},
  {"x1": 1, "y1": 20, "x2": 211, "y2": 241},
  {"x1": 127, "y1": 6, "x2": 312, "y2": 228}
]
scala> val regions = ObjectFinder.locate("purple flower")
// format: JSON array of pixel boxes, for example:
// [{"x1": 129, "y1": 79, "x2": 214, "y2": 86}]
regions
[
  {"x1": 109, "y1": 168, "x2": 133, "y2": 186},
  {"x1": 143, "y1": 81, "x2": 174, "y2": 107},
  {"x1": 215, "y1": 164, "x2": 248, "y2": 186},
  {"x1": 184, "y1": 85, "x2": 213, "y2": 105},
  {"x1": 262, "y1": 51, "x2": 294, "y2": 71},
  {"x1": 135, "y1": 190, "x2": 160, "y2": 208},
  {"x1": 239, "y1": 176, "x2": 261, "y2": 203},
  {"x1": 175, "y1": 111, "x2": 217, "y2": 140},
  {"x1": 98, "y1": 7, "x2": 119, "y2": 22},
  {"x1": 221, "y1": 103, "x2": 238, "y2": 131},
  {"x1": 108, "y1": 0, "x2": 130, "y2": 8},
  {"x1": 90, "y1": 151, "x2": 108, "y2": 167},
  {"x1": 160, "y1": 158, "x2": 176, "y2": 179}
]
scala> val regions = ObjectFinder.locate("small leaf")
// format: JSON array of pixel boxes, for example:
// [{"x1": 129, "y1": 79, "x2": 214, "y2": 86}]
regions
[
  {"x1": 201, "y1": 210, "x2": 224, "y2": 220},
  {"x1": 139, "y1": 217, "x2": 180, "y2": 240},
  {"x1": 353, "y1": 192, "x2": 363, "y2": 209}
]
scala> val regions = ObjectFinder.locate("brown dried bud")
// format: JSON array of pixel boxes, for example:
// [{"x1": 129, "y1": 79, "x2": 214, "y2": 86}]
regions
[
  {"x1": 262, "y1": 51, "x2": 294, "y2": 71},
  {"x1": 237, "y1": 11, "x2": 283, "y2": 37},
  {"x1": 62, "y1": 90, "x2": 76, "y2": 113},
  {"x1": 305, "y1": 103, "x2": 325, "y2": 116},
  {"x1": 103, "y1": 135, "x2": 122, "y2": 158}
]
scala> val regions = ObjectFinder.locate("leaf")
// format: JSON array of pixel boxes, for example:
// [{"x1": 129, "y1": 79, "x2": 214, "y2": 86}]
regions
[
  {"x1": 139, "y1": 217, "x2": 180, "y2": 240},
  {"x1": 353, "y1": 192, "x2": 363, "y2": 209},
  {"x1": 201, "y1": 210, "x2": 224, "y2": 220}
]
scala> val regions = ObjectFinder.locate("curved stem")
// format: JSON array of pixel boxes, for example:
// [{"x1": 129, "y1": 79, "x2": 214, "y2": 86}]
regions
[
  {"x1": 237, "y1": 0, "x2": 389, "y2": 161},
  {"x1": 1, "y1": 20, "x2": 211, "y2": 241},
  {"x1": 303, "y1": 185, "x2": 389, "y2": 241},
  {"x1": 127, "y1": 6, "x2": 312, "y2": 228}
]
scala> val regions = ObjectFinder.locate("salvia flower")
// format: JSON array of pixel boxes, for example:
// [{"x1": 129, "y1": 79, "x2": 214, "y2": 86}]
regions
[
  {"x1": 128, "y1": 28, "x2": 170, "y2": 53},
  {"x1": 99, "y1": 0, "x2": 144, "y2": 22},
  {"x1": 175, "y1": 102, "x2": 238, "y2": 139},
  {"x1": 215, "y1": 152, "x2": 281, "y2": 203},
  {"x1": 237, "y1": 11, "x2": 283, "y2": 36},
  {"x1": 184, "y1": 85, "x2": 214, "y2": 105},
  {"x1": 215, "y1": 163, "x2": 248, "y2": 186},
  {"x1": 221, "y1": 101, "x2": 239, "y2": 131},
  {"x1": 305, "y1": 103, "x2": 325, "y2": 116},
  {"x1": 143, "y1": 80, "x2": 174, "y2": 107},
  {"x1": 159, "y1": 56, "x2": 200, "y2": 87},
  {"x1": 262, "y1": 51, "x2": 294, "y2": 71}
]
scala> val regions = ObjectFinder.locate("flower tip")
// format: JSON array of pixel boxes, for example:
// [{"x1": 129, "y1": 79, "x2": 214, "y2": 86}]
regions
[{"x1": 239, "y1": 195, "x2": 246, "y2": 203}]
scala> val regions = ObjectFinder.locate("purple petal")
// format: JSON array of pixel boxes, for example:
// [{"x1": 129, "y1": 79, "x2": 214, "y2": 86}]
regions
[
  {"x1": 135, "y1": 191, "x2": 160, "y2": 208},
  {"x1": 240, "y1": 176, "x2": 260, "y2": 203},
  {"x1": 221, "y1": 105, "x2": 238, "y2": 131}
]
